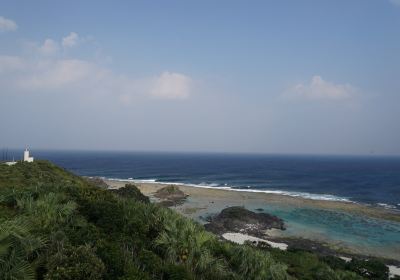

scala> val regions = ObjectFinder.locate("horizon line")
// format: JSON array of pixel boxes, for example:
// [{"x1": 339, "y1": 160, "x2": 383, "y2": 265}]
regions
[{"x1": 1, "y1": 147, "x2": 399, "y2": 158}]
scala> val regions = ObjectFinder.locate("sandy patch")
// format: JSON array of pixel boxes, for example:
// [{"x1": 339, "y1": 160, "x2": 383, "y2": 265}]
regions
[
  {"x1": 339, "y1": 256, "x2": 352, "y2": 262},
  {"x1": 388, "y1": 265, "x2": 400, "y2": 278},
  {"x1": 222, "y1": 232, "x2": 288, "y2": 250}
]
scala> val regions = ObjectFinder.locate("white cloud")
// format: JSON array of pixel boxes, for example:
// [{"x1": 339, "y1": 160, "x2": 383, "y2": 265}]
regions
[
  {"x1": 389, "y1": 0, "x2": 400, "y2": 6},
  {"x1": 62, "y1": 32, "x2": 79, "y2": 48},
  {"x1": 150, "y1": 72, "x2": 192, "y2": 99},
  {"x1": 19, "y1": 59, "x2": 105, "y2": 90},
  {"x1": 0, "y1": 55, "x2": 138, "y2": 102},
  {"x1": 0, "y1": 54, "x2": 193, "y2": 103},
  {"x1": 39, "y1": 39, "x2": 59, "y2": 55},
  {"x1": 0, "y1": 16, "x2": 17, "y2": 32},
  {"x1": 0, "y1": 34, "x2": 194, "y2": 102},
  {"x1": 32, "y1": 32, "x2": 81, "y2": 56},
  {"x1": 285, "y1": 75, "x2": 356, "y2": 101}
]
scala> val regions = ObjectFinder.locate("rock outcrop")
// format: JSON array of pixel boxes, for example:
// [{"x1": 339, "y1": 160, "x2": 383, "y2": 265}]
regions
[
  {"x1": 154, "y1": 185, "x2": 188, "y2": 206},
  {"x1": 204, "y1": 206, "x2": 285, "y2": 238},
  {"x1": 112, "y1": 184, "x2": 150, "y2": 204}
]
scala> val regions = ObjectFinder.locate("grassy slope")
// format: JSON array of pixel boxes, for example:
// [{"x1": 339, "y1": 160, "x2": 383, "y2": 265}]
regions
[{"x1": 0, "y1": 161, "x2": 385, "y2": 280}]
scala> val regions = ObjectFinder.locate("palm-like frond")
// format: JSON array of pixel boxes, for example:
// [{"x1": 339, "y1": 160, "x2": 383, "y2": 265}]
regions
[
  {"x1": 16, "y1": 192, "x2": 77, "y2": 229},
  {"x1": 0, "y1": 218, "x2": 45, "y2": 280},
  {"x1": 154, "y1": 211, "x2": 227, "y2": 279},
  {"x1": 0, "y1": 250, "x2": 35, "y2": 280}
]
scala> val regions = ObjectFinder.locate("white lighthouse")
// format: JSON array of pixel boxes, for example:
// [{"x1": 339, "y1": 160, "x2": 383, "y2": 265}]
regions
[{"x1": 23, "y1": 148, "x2": 34, "y2": 163}]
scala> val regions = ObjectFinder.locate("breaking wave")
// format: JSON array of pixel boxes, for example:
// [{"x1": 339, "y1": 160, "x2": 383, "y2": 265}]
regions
[{"x1": 104, "y1": 177, "x2": 353, "y2": 203}]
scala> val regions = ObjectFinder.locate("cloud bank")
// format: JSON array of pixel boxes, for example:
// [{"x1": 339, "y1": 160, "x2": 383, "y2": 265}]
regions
[
  {"x1": 38, "y1": 39, "x2": 59, "y2": 55},
  {"x1": 150, "y1": 72, "x2": 192, "y2": 99},
  {"x1": 62, "y1": 32, "x2": 79, "y2": 48},
  {"x1": 285, "y1": 75, "x2": 356, "y2": 101},
  {"x1": 0, "y1": 32, "x2": 193, "y2": 101},
  {"x1": 0, "y1": 16, "x2": 17, "y2": 32}
]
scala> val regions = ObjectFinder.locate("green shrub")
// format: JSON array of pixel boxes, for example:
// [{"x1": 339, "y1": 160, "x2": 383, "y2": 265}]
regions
[
  {"x1": 347, "y1": 258, "x2": 389, "y2": 280},
  {"x1": 162, "y1": 263, "x2": 194, "y2": 280},
  {"x1": 45, "y1": 245, "x2": 105, "y2": 280}
]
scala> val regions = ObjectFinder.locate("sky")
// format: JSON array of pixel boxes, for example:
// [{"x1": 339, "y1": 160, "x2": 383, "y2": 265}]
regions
[{"x1": 0, "y1": 0, "x2": 400, "y2": 155}]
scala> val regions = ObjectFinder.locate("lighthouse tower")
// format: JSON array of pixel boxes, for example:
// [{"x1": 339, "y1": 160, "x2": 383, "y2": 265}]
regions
[{"x1": 23, "y1": 148, "x2": 34, "y2": 162}]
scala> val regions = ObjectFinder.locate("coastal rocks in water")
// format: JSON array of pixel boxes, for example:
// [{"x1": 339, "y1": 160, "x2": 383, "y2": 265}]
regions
[
  {"x1": 154, "y1": 185, "x2": 188, "y2": 206},
  {"x1": 204, "y1": 206, "x2": 285, "y2": 238},
  {"x1": 111, "y1": 184, "x2": 150, "y2": 204}
]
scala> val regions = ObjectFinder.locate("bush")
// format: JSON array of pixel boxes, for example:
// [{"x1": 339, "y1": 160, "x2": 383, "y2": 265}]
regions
[
  {"x1": 162, "y1": 263, "x2": 194, "y2": 280},
  {"x1": 347, "y1": 258, "x2": 389, "y2": 280},
  {"x1": 45, "y1": 245, "x2": 105, "y2": 280},
  {"x1": 321, "y1": 255, "x2": 347, "y2": 270}
]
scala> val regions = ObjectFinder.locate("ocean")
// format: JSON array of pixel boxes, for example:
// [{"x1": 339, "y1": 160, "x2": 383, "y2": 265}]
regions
[
  {"x1": 9, "y1": 150, "x2": 400, "y2": 259},
  {"x1": 32, "y1": 150, "x2": 400, "y2": 210}
]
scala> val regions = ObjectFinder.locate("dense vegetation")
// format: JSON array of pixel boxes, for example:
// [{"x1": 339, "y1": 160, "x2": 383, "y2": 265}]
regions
[{"x1": 0, "y1": 161, "x2": 391, "y2": 279}]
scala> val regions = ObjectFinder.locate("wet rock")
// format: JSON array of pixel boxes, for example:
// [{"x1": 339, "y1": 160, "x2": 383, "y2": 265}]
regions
[{"x1": 204, "y1": 206, "x2": 285, "y2": 238}]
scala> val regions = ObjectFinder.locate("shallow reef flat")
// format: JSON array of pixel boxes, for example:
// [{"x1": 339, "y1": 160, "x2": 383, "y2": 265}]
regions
[
  {"x1": 106, "y1": 180, "x2": 400, "y2": 222},
  {"x1": 106, "y1": 180, "x2": 400, "y2": 261}
]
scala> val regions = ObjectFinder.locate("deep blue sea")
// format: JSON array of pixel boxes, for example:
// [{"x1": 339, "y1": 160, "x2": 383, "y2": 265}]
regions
[{"x1": 32, "y1": 150, "x2": 400, "y2": 210}]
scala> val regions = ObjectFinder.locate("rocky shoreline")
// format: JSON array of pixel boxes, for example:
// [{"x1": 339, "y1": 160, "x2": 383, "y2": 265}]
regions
[
  {"x1": 103, "y1": 179, "x2": 400, "y2": 273},
  {"x1": 203, "y1": 204, "x2": 400, "y2": 276}
]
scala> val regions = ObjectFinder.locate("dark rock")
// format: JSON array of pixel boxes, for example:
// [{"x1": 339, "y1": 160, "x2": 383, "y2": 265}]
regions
[
  {"x1": 201, "y1": 214, "x2": 213, "y2": 223},
  {"x1": 154, "y1": 185, "x2": 188, "y2": 206},
  {"x1": 154, "y1": 185, "x2": 187, "y2": 199},
  {"x1": 204, "y1": 206, "x2": 285, "y2": 238},
  {"x1": 111, "y1": 184, "x2": 150, "y2": 204}
]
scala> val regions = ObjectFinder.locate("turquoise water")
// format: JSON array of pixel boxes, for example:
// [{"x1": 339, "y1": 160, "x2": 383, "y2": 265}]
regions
[
  {"x1": 252, "y1": 204, "x2": 400, "y2": 259},
  {"x1": 181, "y1": 197, "x2": 400, "y2": 260}
]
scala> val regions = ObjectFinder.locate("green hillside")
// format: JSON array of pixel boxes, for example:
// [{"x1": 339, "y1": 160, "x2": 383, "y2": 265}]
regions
[{"x1": 0, "y1": 161, "x2": 387, "y2": 279}]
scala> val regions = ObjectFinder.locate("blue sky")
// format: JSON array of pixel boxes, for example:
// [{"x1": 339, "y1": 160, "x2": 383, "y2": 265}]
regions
[{"x1": 1, "y1": 0, "x2": 400, "y2": 155}]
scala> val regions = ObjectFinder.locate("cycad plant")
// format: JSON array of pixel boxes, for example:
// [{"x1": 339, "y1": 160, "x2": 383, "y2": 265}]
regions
[
  {"x1": 16, "y1": 192, "x2": 77, "y2": 230},
  {"x1": 0, "y1": 218, "x2": 46, "y2": 280},
  {"x1": 229, "y1": 245, "x2": 289, "y2": 280},
  {"x1": 155, "y1": 209, "x2": 226, "y2": 279}
]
